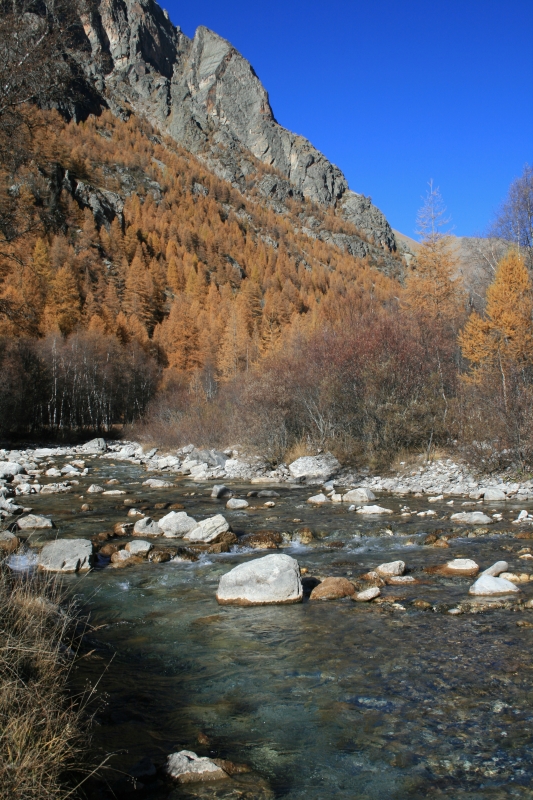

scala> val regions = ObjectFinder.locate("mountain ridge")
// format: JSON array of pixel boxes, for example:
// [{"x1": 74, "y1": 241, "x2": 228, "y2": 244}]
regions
[{"x1": 71, "y1": 0, "x2": 400, "y2": 265}]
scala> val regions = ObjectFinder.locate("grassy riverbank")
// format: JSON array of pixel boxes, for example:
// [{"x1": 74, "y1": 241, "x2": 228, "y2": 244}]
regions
[{"x1": 0, "y1": 562, "x2": 91, "y2": 800}]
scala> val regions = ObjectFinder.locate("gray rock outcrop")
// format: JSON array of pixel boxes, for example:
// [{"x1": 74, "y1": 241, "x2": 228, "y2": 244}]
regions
[
  {"x1": 288, "y1": 454, "x2": 340, "y2": 483},
  {"x1": 72, "y1": 0, "x2": 398, "y2": 260}
]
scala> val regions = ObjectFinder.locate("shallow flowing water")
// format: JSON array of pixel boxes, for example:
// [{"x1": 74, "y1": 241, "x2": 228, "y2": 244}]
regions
[{"x1": 13, "y1": 459, "x2": 533, "y2": 799}]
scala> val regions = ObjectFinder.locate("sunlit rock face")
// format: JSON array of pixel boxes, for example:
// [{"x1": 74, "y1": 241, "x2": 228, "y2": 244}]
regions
[{"x1": 74, "y1": 0, "x2": 397, "y2": 257}]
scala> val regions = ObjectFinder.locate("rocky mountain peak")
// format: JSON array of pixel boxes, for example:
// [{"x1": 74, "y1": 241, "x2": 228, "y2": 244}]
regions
[{"x1": 74, "y1": 0, "x2": 398, "y2": 259}]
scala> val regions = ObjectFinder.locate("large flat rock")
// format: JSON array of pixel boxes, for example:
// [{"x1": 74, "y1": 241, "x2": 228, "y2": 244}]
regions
[
  {"x1": 450, "y1": 511, "x2": 493, "y2": 524},
  {"x1": 39, "y1": 539, "x2": 93, "y2": 572},
  {"x1": 216, "y1": 554, "x2": 302, "y2": 606}
]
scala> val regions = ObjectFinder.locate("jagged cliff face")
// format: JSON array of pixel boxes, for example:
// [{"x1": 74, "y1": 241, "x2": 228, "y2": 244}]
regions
[{"x1": 76, "y1": 0, "x2": 398, "y2": 257}]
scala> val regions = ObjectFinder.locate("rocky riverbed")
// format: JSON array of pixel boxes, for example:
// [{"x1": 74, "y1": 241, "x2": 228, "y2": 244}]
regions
[{"x1": 2, "y1": 440, "x2": 533, "y2": 798}]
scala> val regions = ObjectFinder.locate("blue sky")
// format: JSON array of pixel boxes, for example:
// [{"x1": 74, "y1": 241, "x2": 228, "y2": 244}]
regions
[{"x1": 164, "y1": 0, "x2": 532, "y2": 238}]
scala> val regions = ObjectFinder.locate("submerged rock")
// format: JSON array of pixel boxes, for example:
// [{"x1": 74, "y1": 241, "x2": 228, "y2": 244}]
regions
[
  {"x1": 39, "y1": 539, "x2": 93, "y2": 572},
  {"x1": 239, "y1": 531, "x2": 282, "y2": 549},
  {"x1": 216, "y1": 554, "x2": 302, "y2": 606},
  {"x1": 167, "y1": 750, "x2": 229, "y2": 783}
]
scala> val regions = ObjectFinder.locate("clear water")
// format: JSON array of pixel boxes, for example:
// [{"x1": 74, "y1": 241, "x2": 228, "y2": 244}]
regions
[{"x1": 14, "y1": 460, "x2": 533, "y2": 798}]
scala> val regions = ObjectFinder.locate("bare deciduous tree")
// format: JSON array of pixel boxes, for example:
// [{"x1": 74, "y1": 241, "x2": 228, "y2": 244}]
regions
[{"x1": 489, "y1": 164, "x2": 533, "y2": 270}]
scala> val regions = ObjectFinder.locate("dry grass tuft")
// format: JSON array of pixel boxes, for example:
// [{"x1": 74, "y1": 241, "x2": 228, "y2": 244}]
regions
[{"x1": 0, "y1": 560, "x2": 92, "y2": 799}]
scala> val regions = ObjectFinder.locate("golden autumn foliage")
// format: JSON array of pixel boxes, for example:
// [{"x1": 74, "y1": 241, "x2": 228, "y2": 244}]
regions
[
  {"x1": 460, "y1": 251, "x2": 533, "y2": 373},
  {"x1": 0, "y1": 106, "x2": 403, "y2": 381}
]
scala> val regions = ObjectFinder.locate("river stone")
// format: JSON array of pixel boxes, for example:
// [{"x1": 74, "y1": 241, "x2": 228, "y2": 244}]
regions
[
  {"x1": 133, "y1": 517, "x2": 161, "y2": 536},
  {"x1": 226, "y1": 498, "x2": 249, "y2": 510},
  {"x1": 40, "y1": 482, "x2": 72, "y2": 494},
  {"x1": 376, "y1": 560, "x2": 405, "y2": 577},
  {"x1": 216, "y1": 554, "x2": 302, "y2": 606},
  {"x1": 87, "y1": 484, "x2": 105, "y2": 494},
  {"x1": 444, "y1": 558, "x2": 479, "y2": 576},
  {"x1": 481, "y1": 561, "x2": 509, "y2": 577},
  {"x1": 355, "y1": 587, "x2": 381, "y2": 602},
  {"x1": 143, "y1": 478, "x2": 174, "y2": 488},
  {"x1": 288, "y1": 454, "x2": 340, "y2": 484},
  {"x1": 310, "y1": 577, "x2": 355, "y2": 600},
  {"x1": 211, "y1": 484, "x2": 232, "y2": 498},
  {"x1": 167, "y1": 750, "x2": 228, "y2": 783},
  {"x1": 0, "y1": 531, "x2": 19, "y2": 553},
  {"x1": 469, "y1": 575, "x2": 520, "y2": 596},
  {"x1": 39, "y1": 539, "x2": 93, "y2": 572},
  {"x1": 158, "y1": 511, "x2": 197, "y2": 538},
  {"x1": 343, "y1": 488, "x2": 376, "y2": 503},
  {"x1": 111, "y1": 549, "x2": 132, "y2": 563},
  {"x1": 239, "y1": 531, "x2": 282, "y2": 549},
  {"x1": 307, "y1": 493, "x2": 328, "y2": 504},
  {"x1": 184, "y1": 514, "x2": 230, "y2": 543},
  {"x1": 80, "y1": 438, "x2": 106, "y2": 454},
  {"x1": 0, "y1": 462, "x2": 24, "y2": 478},
  {"x1": 17, "y1": 514, "x2": 54, "y2": 530},
  {"x1": 125, "y1": 540, "x2": 152, "y2": 555},
  {"x1": 357, "y1": 505, "x2": 393, "y2": 515},
  {"x1": 483, "y1": 487, "x2": 507, "y2": 502},
  {"x1": 450, "y1": 511, "x2": 493, "y2": 524}
]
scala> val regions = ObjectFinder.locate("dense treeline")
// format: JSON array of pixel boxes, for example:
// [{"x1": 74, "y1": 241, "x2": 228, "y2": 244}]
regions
[{"x1": 0, "y1": 91, "x2": 532, "y2": 466}]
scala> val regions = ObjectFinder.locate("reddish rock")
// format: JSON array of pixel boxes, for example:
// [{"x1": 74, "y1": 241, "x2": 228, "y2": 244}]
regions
[{"x1": 310, "y1": 577, "x2": 355, "y2": 600}]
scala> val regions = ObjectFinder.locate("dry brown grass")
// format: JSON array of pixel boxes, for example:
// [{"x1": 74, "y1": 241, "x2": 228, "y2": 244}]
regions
[{"x1": 0, "y1": 561, "x2": 93, "y2": 799}]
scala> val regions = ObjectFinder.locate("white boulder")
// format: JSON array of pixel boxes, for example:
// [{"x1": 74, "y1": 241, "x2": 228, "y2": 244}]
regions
[
  {"x1": 480, "y1": 561, "x2": 508, "y2": 577},
  {"x1": 87, "y1": 484, "x2": 105, "y2": 494},
  {"x1": 39, "y1": 539, "x2": 93, "y2": 572},
  {"x1": 355, "y1": 587, "x2": 381, "y2": 602},
  {"x1": 356, "y1": 505, "x2": 393, "y2": 515},
  {"x1": 80, "y1": 438, "x2": 106, "y2": 454},
  {"x1": 184, "y1": 514, "x2": 230, "y2": 543},
  {"x1": 125, "y1": 540, "x2": 152, "y2": 556},
  {"x1": 216, "y1": 553, "x2": 302, "y2": 606},
  {"x1": 133, "y1": 517, "x2": 161, "y2": 536},
  {"x1": 0, "y1": 462, "x2": 24, "y2": 478},
  {"x1": 288, "y1": 454, "x2": 340, "y2": 484},
  {"x1": 142, "y1": 478, "x2": 174, "y2": 488},
  {"x1": 469, "y1": 575, "x2": 520, "y2": 596},
  {"x1": 167, "y1": 750, "x2": 228, "y2": 783},
  {"x1": 226, "y1": 498, "x2": 249, "y2": 510},
  {"x1": 16, "y1": 514, "x2": 53, "y2": 530},
  {"x1": 307, "y1": 493, "x2": 328, "y2": 504},
  {"x1": 343, "y1": 488, "x2": 376, "y2": 503},
  {"x1": 483, "y1": 488, "x2": 507, "y2": 502},
  {"x1": 450, "y1": 511, "x2": 493, "y2": 524},
  {"x1": 376, "y1": 560, "x2": 405, "y2": 577},
  {"x1": 158, "y1": 511, "x2": 197, "y2": 538}
]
